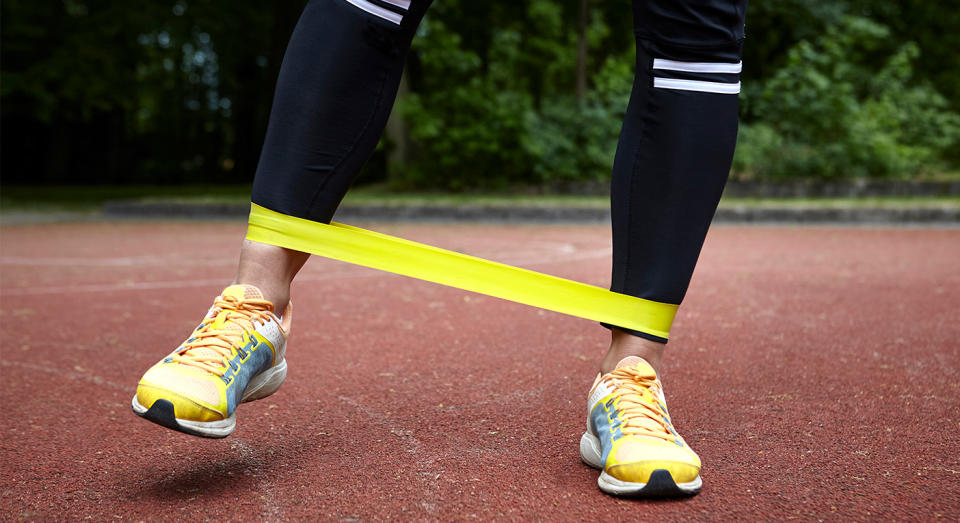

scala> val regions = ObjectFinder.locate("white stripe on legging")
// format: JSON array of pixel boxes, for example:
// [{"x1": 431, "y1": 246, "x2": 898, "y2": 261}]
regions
[
  {"x1": 653, "y1": 77, "x2": 741, "y2": 94},
  {"x1": 341, "y1": 0, "x2": 403, "y2": 24},
  {"x1": 380, "y1": 0, "x2": 411, "y2": 9},
  {"x1": 653, "y1": 59, "x2": 743, "y2": 74}
]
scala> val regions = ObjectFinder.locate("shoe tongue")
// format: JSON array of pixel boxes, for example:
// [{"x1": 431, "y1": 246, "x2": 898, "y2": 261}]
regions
[
  {"x1": 210, "y1": 284, "x2": 267, "y2": 330},
  {"x1": 615, "y1": 356, "x2": 657, "y2": 378},
  {"x1": 221, "y1": 284, "x2": 264, "y2": 301},
  {"x1": 613, "y1": 357, "x2": 668, "y2": 434}
]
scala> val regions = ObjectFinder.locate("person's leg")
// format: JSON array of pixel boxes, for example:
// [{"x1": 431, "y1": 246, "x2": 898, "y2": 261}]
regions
[
  {"x1": 233, "y1": 240, "x2": 309, "y2": 314},
  {"x1": 134, "y1": 0, "x2": 433, "y2": 438},
  {"x1": 582, "y1": 0, "x2": 748, "y2": 497},
  {"x1": 602, "y1": 328, "x2": 665, "y2": 373},
  {"x1": 233, "y1": 0, "x2": 433, "y2": 310},
  {"x1": 603, "y1": 0, "x2": 748, "y2": 372}
]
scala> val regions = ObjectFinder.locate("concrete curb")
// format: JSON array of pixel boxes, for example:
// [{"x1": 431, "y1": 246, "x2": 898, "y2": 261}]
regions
[
  {"x1": 550, "y1": 179, "x2": 960, "y2": 198},
  {"x1": 98, "y1": 200, "x2": 960, "y2": 225},
  {"x1": 713, "y1": 206, "x2": 960, "y2": 224},
  {"x1": 721, "y1": 180, "x2": 960, "y2": 198}
]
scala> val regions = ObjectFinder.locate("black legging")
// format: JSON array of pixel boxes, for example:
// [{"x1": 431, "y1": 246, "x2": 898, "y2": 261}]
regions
[{"x1": 251, "y1": 0, "x2": 748, "y2": 342}]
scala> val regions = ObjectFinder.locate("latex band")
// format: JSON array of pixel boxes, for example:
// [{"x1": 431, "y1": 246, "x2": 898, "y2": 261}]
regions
[{"x1": 246, "y1": 203, "x2": 678, "y2": 339}]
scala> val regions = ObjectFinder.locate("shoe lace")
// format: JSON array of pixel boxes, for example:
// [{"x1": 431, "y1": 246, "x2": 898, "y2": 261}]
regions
[
  {"x1": 172, "y1": 295, "x2": 274, "y2": 376},
  {"x1": 607, "y1": 366, "x2": 677, "y2": 442}
]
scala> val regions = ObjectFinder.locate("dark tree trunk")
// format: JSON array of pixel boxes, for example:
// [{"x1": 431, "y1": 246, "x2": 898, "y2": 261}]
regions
[
  {"x1": 385, "y1": 68, "x2": 411, "y2": 178},
  {"x1": 232, "y1": 1, "x2": 306, "y2": 181},
  {"x1": 576, "y1": 0, "x2": 589, "y2": 103}
]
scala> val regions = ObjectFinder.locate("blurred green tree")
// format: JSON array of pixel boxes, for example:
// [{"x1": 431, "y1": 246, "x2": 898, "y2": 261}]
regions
[
  {"x1": 1, "y1": 0, "x2": 305, "y2": 184},
  {"x1": 735, "y1": 16, "x2": 960, "y2": 179},
  {"x1": 1, "y1": 0, "x2": 957, "y2": 187}
]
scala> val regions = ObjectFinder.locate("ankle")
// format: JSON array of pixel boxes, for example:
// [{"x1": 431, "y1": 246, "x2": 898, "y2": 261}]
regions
[
  {"x1": 600, "y1": 329, "x2": 665, "y2": 374},
  {"x1": 234, "y1": 239, "x2": 309, "y2": 312}
]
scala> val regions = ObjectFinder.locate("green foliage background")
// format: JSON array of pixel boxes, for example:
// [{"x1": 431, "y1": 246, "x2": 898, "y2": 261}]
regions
[{"x1": 2, "y1": 0, "x2": 958, "y2": 188}]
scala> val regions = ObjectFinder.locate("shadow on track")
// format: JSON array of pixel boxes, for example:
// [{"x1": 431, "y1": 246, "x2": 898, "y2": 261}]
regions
[{"x1": 114, "y1": 435, "x2": 324, "y2": 507}]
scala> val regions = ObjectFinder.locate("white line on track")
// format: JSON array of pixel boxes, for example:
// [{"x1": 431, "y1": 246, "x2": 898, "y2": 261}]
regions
[
  {"x1": 503, "y1": 247, "x2": 611, "y2": 267},
  {"x1": 0, "y1": 256, "x2": 234, "y2": 267},
  {"x1": 229, "y1": 438, "x2": 284, "y2": 518},
  {"x1": 0, "y1": 247, "x2": 612, "y2": 296},
  {"x1": 0, "y1": 359, "x2": 128, "y2": 391},
  {"x1": 1, "y1": 278, "x2": 233, "y2": 296},
  {"x1": 0, "y1": 271, "x2": 377, "y2": 296}
]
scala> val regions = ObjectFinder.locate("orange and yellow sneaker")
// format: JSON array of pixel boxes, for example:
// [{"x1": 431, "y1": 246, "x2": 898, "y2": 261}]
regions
[
  {"x1": 580, "y1": 356, "x2": 702, "y2": 497},
  {"x1": 131, "y1": 284, "x2": 291, "y2": 438}
]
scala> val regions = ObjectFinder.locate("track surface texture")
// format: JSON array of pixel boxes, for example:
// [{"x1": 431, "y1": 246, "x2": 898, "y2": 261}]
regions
[{"x1": 1, "y1": 221, "x2": 958, "y2": 521}]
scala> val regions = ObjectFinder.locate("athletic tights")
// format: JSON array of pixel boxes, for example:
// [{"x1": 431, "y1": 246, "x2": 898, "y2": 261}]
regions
[{"x1": 250, "y1": 0, "x2": 749, "y2": 342}]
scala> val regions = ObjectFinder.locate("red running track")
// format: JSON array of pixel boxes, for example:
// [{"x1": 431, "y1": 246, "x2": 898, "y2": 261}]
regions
[{"x1": 1, "y1": 221, "x2": 958, "y2": 520}]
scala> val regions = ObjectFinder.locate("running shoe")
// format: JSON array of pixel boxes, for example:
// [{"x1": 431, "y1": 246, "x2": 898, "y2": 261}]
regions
[
  {"x1": 131, "y1": 284, "x2": 291, "y2": 438},
  {"x1": 580, "y1": 356, "x2": 702, "y2": 497}
]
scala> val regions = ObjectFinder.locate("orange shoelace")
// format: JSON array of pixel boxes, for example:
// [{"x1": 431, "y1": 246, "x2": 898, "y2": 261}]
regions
[
  {"x1": 607, "y1": 366, "x2": 677, "y2": 442},
  {"x1": 172, "y1": 295, "x2": 274, "y2": 375}
]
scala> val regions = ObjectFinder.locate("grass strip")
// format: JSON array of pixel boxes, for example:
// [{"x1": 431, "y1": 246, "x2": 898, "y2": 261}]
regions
[{"x1": 3, "y1": 184, "x2": 959, "y2": 213}]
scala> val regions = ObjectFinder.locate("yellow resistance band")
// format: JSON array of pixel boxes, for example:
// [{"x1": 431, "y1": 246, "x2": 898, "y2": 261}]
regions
[{"x1": 246, "y1": 203, "x2": 678, "y2": 339}]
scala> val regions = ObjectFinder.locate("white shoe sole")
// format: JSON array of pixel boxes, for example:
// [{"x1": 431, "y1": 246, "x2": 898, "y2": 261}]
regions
[
  {"x1": 241, "y1": 359, "x2": 287, "y2": 402},
  {"x1": 132, "y1": 359, "x2": 287, "y2": 438},
  {"x1": 580, "y1": 432, "x2": 702, "y2": 497}
]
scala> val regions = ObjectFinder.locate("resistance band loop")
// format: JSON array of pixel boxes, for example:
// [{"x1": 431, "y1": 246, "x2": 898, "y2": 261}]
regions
[{"x1": 246, "y1": 203, "x2": 677, "y2": 339}]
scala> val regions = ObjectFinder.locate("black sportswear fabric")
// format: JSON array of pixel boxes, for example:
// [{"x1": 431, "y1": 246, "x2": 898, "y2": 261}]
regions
[
  {"x1": 607, "y1": 0, "x2": 747, "y2": 341},
  {"x1": 251, "y1": 0, "x2": 748, "y2": 342},
  {"x1": 252, "y1": 0, "x2": 433, "y2": 221}
]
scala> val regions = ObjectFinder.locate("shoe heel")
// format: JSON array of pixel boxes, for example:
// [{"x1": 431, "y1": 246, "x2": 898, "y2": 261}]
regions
[
  {"x1": 241, "y1": 360, "x2": 287, "y2": 402},
  {"x1": 580, "y1": 432, "x2": 604, "y2": 469}
]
